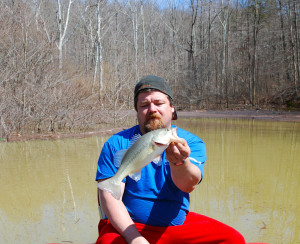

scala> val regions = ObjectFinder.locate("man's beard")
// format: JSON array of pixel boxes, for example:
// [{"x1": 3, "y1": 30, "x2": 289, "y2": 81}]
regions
[{"x1": 143, "y1": 113, "x2": 165, "y2": 133}]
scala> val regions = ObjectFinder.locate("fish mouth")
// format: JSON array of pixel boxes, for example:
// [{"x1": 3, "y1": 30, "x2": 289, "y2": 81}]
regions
[{"x1": 154, "y1": 142, "x2": 168, "y2": 146}]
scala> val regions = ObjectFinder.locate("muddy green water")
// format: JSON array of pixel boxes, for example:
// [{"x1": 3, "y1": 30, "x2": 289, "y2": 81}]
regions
[{"x1": 0, "y1": 118, "x2": 299, "y2": 244}]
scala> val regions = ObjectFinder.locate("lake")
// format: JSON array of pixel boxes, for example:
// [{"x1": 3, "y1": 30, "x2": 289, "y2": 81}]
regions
[{"x1": 0, "y1": 118, "x2": 299, "y2": 244}]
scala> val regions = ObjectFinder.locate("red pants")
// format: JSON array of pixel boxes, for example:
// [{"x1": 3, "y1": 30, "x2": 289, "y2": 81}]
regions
[{"x1": 96, "y1": 212, "x2": 246, "y2": 244}]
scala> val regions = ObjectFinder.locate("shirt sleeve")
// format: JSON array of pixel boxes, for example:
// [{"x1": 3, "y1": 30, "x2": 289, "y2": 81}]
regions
[
  {"x1": 95, "y1": 140, "x2": 118, "y2": 181},
  {"x1": 177, "y1": 127, "x2": 207, "y2": 178},
  {"x1": 188, "y1": 135, "x2": 206, "y2": 179}
]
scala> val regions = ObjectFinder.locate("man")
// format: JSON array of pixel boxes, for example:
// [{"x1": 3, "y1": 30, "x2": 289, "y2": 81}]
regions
[{"x1": 95, "y1": 75, "x2": 245, "y2": 244}]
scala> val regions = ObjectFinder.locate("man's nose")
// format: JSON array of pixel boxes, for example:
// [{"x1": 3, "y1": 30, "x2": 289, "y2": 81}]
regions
[{"x1": 149, "y1": 103, "x2": 157, "y2": 112}]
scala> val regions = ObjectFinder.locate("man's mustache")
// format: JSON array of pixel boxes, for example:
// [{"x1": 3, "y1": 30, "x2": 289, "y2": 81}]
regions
[{"x1": 146, "y1": 113, "x2": 162, "y2": 121}]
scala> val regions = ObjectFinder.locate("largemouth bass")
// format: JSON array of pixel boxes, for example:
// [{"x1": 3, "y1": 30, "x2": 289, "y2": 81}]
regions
[{"x1": 97, "y1": 127, "x2": 185, "y2": 200}]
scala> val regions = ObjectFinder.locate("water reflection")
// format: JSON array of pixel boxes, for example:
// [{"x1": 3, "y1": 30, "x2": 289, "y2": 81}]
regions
[{"x1": 0, "y1": 118, "x2": 299, "y2": 244}]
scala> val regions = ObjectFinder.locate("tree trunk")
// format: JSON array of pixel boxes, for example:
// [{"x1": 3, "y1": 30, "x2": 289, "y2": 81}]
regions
[
  {"x1": 279, "y1": 0, "x2": 291, "y2": 84},
  {"x1": 93, "y1": 0, "x2": 104, "y2": 98},
  {"x1": 252, "y1": 0, "x2": 259, "y2": 106},
  {"x1": 56, "y1": 0, "x2": 73, "y2": 69}
]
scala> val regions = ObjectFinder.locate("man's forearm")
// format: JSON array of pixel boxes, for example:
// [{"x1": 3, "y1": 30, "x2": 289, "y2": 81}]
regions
[
  {"x1": 169, "y1": 159, "x2": 202, "y2": 193},
  {"x1": 98, "y1": 188, "x2": 149, "y2": 243},
  {"x1": 165, "y1": 141, "x2": 202, "y2": 193}
]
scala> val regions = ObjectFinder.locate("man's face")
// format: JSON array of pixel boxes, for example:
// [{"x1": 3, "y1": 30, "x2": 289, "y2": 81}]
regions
[{"x1": 136, "y1": 90, "x2": 174, "y2": 134}]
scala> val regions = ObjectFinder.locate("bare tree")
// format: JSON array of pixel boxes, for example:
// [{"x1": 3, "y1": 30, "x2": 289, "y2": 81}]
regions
[
  {"x1": 56, "y1": 0, "x2": 74, "y2": 69},
  {"x1": 93, "y1": 0, "x2": 104, "y2": 97},
  {"x1": 219, "y1": 0, "x2": 231, "y2": 108},
  {"x1": 278, "y1": 0, "x2": 291, "y2": 85},
  {"x1": 128, "y1": 0, "x2": 139, "y2": 81},
  {"x1": 288, "y1": 0, "x2": 299, "y2": 94}
]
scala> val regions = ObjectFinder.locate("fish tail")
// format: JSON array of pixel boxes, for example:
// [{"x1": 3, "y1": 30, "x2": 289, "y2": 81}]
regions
[{"x1": 97, "y1": 178, "x2": 122, "y2": 200}]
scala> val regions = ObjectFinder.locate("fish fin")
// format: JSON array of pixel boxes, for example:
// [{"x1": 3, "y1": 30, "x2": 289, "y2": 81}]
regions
[
  {"x1": 97, "y1": 178, "x2": 122, "y2": 200},
  {"x1": 114, "y1": 149, "x2": 127, "y2": 168},
  {"x1": 129, "y1": 170, "x2": 142, "y2": 182},
  {"x1": 152, "y1": 156, "x2": 162, "y2": 166},
  {"x1": 129, "y1": 133, "x2": 141, "y2": 147}
]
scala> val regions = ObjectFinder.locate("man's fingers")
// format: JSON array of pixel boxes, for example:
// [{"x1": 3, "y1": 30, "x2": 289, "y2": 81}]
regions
[{"x1": 166, "y1": 141, "x2": 190, "y2": 161}]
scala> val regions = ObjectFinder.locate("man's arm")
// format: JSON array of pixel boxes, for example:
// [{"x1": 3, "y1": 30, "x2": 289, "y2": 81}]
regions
[
  {"x1": 98, "y1": 180, "x2": 149, "y2": 244},
  {"x1": 166, "y1": 140, "x2": 202, "y2": 193}
]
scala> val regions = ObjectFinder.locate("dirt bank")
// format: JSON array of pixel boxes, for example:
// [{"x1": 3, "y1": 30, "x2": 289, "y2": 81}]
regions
[{"x1": 3, "y1": 110, "x2": 300, "y2": 142}]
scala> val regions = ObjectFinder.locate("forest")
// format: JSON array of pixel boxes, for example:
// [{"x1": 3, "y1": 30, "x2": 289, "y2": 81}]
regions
[{"x1": 0, "y1": 0, "x2": 299, "y2": 138}]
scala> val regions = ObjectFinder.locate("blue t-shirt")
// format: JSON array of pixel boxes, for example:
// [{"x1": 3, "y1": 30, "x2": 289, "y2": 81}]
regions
[{"x1": 96, "y1": 125, "x2": 206, "y2": 227}]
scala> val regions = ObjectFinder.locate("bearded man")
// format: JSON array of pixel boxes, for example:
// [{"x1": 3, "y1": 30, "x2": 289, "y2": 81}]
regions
[{"x1": 95, "y1": 75, "x2": 245, "y2": 244}]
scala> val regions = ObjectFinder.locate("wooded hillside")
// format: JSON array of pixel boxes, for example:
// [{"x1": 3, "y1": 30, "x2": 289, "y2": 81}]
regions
[{"x1": 0, "y1": 0, "x2": 299, "y2": 138}]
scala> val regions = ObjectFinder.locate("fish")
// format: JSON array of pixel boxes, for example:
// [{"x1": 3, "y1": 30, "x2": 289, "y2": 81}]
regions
[{"x1": 97, "y1": 127, "x2": 185, "y2": 200}]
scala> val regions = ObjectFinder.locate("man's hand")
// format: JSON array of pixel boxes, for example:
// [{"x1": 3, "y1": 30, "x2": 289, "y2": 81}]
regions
[
  {"x1": 166, "y1": 139, "x2": 190, "y2": 165},
  {"x1": 166, "y1": 140, "x2": 201, "y2": 193}
]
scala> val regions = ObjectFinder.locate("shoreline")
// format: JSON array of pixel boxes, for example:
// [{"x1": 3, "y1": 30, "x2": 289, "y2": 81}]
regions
[
  {"x1": 3, "y1": 109, "x2": 300, "y2": 142},
  {"x1": 177, "y1": 109, "x2": 300, "y2": 122}
]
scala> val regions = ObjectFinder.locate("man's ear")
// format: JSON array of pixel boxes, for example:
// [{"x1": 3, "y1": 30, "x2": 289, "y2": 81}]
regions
[{"x1": 171, "y1": 106, "x2": 177, "y2": 120}]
